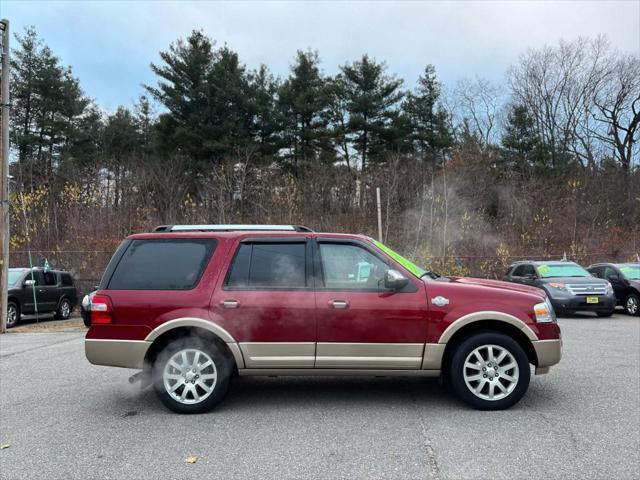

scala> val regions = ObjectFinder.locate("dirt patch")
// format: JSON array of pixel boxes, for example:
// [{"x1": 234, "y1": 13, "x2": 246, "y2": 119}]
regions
[{"x1": 9, "y1": 317, "x2": 86, "y2": 333}]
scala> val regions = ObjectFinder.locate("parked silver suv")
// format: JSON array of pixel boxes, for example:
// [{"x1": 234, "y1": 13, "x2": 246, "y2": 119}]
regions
[{"x1": 503, "y1": 261, "x2": 615, "y2": 317}]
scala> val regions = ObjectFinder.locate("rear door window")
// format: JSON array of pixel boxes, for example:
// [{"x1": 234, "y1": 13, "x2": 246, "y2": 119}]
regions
[
  {"x1": 226, "y1": 242, "x2": 307, "y2": 289},
  {"x1": 512, "y1": 265, "x2": 526, "y2": 277},
  {"x1": 108, "y1": 239, "x2": 217, "y2": 290},
  {"x1": 43, "y1": 271, "x2": 57, "y2": 286}
]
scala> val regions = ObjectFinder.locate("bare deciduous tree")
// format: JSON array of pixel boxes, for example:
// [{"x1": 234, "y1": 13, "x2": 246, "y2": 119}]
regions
[
  {"x1": 592, "y1": 54, "x2": 640, "y2": 171},
  {"x1": 452, "y1": 77, "x2": 502, "y2": 147}
]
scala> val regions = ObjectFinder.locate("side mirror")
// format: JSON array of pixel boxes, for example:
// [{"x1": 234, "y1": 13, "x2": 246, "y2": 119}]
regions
[
  {"x1": 524, "y1": 273, "x2": 537, "y2": 280},
  {"x1": 607, "y1": 274, "x2": 620, "y2": 282},
  {"x1": 384, "y1": 269, "x2": 409, "y2": 291},
  {"x1": 24, "y1": 279, "x2": 36, "y2": 287}
]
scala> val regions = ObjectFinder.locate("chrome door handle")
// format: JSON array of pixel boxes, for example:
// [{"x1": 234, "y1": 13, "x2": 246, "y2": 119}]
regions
[
  {"x1": 221, "y1": 299, "x2": 240, "y2": 309},
  {"x1": 330, "y1": 300, "x2": 349, "y2": 309}
]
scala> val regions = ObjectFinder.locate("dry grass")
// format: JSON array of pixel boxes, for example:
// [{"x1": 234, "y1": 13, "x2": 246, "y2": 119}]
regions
[{"x1": 9, "y1": 316, "x2": 86, "y2": 333}]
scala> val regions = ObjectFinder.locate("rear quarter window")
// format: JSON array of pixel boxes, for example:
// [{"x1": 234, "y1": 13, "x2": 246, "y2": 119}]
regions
[
  {"x1": 60, "y1": 273, "x2": 74, "y2": 286},
  {"x1": 107, "y1": 239, "x2": 217, "y2": 290}
]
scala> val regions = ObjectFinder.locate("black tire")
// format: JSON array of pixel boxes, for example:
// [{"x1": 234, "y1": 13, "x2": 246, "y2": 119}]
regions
[
  {"x1": 449, "y1": 332, "x2": 530, "y2": 410},
  {"x1": 152, "y1": 336, "x2": 233, "y2": 414},
  {"x1": 54, "y1": 298, "x2": 72, "y2": 320},
  {"x1": 624, "y1": 293, "x2": 640, "y2": 316},
  {"x1": 596, "y1": 310, "x2": 614, "y2": 318},
  {"x1": 7, "y1": 302, "x2": 20, "y2": 328}
]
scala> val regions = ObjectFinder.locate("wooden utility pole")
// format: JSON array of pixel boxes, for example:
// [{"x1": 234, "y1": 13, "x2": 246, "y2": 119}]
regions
[{"x1": 0, "y1": 19, "x2": 9, "y2": 333}]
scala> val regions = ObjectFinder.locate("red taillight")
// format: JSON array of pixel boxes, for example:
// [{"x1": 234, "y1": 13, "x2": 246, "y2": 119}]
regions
[{"x1": 90, "y1": 295, "x2": 113, "y2": 324}]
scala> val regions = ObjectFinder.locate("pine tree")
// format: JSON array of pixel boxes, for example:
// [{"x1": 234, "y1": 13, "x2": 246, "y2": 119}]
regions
[
  {"x1": 207, "y1": 46, "x2": 253, "y2": 157},
  {"x1": 145, "y1": 30, "x2": 215, "y2": 168},
  {"x1": 248, "y1": 65, "x2": 281, "y2": 160},
  {"x1": 10, "y1": 27, "x2": 90, "y2": 189},
  {"x1": 278, "y1": 50, "x2": 332, "y2": 172},
  {"x1": 502, "y1": 104, "x2": 548, "y2": 168},
  {"x1": 326, "y1": 74, "x2": 352, "y2": 169},
  {"x1": 340, "y1": 55, "x2": 404, "y2": 172},
  {"x1": 403, "y1": 65, "x2": 453, "y2": 165},
  {"x1": 134, "y1": 95, "x2": 155, "y2": 152}
]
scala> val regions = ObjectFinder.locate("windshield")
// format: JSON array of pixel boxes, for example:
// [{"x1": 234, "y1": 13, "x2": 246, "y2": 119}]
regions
[
  {"x1": 8, "y1": 270, "x2": 24, "y2": 286},
  {"x1": 537, "y1": 263, "x2": 591, "y2": 278},
  {"x1": 370, "y1": 239, "x2": 428, "y2": 278},
  {"x1": 620, "y1": 266, "x2": 640, "y2": 280}
]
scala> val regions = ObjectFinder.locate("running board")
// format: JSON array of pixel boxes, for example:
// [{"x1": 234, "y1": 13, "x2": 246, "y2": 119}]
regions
[{"x1": 238, "y1": 369, "x2": 440, "y2": 377}]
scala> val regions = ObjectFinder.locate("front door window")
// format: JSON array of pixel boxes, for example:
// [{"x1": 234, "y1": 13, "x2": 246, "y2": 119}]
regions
[{"x1": 318, "y1": 243, "x2": 388, "y2": 290}]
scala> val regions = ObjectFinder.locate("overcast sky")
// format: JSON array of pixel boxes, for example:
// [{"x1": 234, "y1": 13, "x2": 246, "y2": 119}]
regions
[{"x1": 3, "y1": 0, "x2": 639, "y2": 111}]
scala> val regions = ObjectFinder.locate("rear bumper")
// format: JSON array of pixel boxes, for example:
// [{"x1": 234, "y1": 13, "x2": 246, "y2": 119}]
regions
[
  {"x1": 532, "y1": 338, "x2": 562, "y2": 369},
  {"x1": 85, "y1": 339, "x2": 151, "y2": 369}
]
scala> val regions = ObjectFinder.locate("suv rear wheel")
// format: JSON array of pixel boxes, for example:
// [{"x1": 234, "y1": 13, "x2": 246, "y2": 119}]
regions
[
  {"x1": 152, "y1": 337, "x2": 232, "y2": 414},
  {"x1": 7, "y1": 302, "x2": 20, "y2": 328},
  {"x1": 450, "y1": 332, "x2": 530, "y2": 410},
  {"x1": 54, "y1": 298, "x2": 72, "y2": 320}
]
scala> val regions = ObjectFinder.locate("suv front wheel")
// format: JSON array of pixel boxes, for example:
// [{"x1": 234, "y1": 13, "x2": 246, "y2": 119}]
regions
[
  {"x1": 450, "y1": 332, "x2": 530, "y2": 410},
  {"x1": 152, "y1": 337, "x2": 233, "y2": 414},
  {"x1": 625, "y1": 293, "x2": 639, "y2": 316}
]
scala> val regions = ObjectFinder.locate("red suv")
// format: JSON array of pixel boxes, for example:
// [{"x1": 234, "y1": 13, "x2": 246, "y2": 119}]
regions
[{"x1": 85, "y1": 225, "x2": 562, "y2": 413}]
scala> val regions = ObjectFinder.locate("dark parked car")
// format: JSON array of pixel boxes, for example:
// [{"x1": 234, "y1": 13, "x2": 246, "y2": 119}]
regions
[
  {"x1": 6, "y1": 267, "x2": 78, "y2": 328},
  {"x1": 587, "y1": 263, "x2": 640, "y2": 316},
  {"x1": 503, "y1": 261, "x2": 615, "y2": 317}
]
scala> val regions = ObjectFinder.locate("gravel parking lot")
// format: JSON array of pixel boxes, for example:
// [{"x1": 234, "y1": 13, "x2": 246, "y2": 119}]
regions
[{"x1": 1, "y1": 313, "x2": 639, "y2": 480}]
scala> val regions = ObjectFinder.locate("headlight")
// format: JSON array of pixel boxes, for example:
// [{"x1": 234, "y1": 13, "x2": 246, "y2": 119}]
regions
[
  {"x1": 606, "y1": 282, "x2": 614, "y2": 295},
  {"x1": 534, "y1": 300, "x2": 555, "y2": 323},
  {"x1": 548, "y1": 282, "x2": 566, "y2": 290}
]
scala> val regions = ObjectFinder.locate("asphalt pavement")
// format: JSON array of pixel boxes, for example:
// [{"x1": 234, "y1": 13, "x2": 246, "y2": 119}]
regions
[{"x1": 1, "y1": 313, "x2": 638, "y2": 480}]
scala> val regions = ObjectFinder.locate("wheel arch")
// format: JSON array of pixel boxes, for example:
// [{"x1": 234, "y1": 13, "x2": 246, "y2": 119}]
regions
[
  {"x1": 440, "y1": 319, "x2": 539, "y2": 377},
  {"x1": 143, "y1": 320, "x2": 244, "y2": 375}
]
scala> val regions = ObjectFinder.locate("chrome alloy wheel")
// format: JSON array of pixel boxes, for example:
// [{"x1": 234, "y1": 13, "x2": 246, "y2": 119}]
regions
[
  {"x1": 463, "y1": 344, "x2": 520, "y2": 401},
  {"x1": 7, "y1": 304, "x2": 18, "y2": 327},
  {"x1": 163, "y1": 349, "x2": 218, "y2": 405},
  {"x1": 60, "y1": 300, "x2": 71, "y2": 318},
  {"x1": 627, "y1": 296, "x2": 639, "y2": 315}
]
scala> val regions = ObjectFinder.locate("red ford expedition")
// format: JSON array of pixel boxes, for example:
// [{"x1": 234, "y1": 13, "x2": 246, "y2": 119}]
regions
[{"x1": 85, "y1": 225, "x2": 562, "y2": 413}]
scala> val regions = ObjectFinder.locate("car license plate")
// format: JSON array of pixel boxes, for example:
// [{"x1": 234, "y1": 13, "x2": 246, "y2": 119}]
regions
[{"x1": 586, "y1": 296, "x2": 599, "y2": 304}]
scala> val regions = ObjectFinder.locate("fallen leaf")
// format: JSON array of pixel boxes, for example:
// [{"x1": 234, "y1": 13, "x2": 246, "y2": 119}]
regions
[
  {"x1": 184, "y1": 455, "x2": 199, "y2": 464},
  {"x1": 0, "y1": 444, "x2": 10, "y2": 450}
]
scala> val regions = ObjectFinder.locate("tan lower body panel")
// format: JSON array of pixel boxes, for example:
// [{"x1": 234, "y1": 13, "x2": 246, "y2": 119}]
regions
[
  {"x1": 238, "y1": 368, "x2": 440, "y2": 377},
  {"x1": 85, "y1": 339, "x2": 150, "y2": 369},
  {"x1": 315, "y1": 343, "x2": 424, "y2": 369},
  {"x1": 239, "y1": 342, "x2": 315, "y2": 368},
  {"x1": 422, "y1": 343, "x2": 446, "y2": 369},
  {"x1": 532, "y1": 338, "x2": 562, "y2": 367}
]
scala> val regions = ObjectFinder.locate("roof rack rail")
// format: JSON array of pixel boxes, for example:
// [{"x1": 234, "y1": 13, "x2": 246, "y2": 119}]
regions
[{"x1": 152, "y1": 224, "x2": 313, "y2": 233}]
